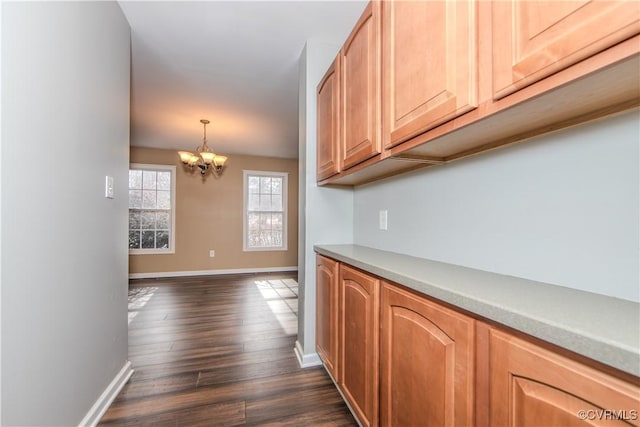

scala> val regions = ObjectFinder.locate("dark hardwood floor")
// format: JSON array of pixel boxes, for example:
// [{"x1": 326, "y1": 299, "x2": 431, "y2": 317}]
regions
[{"x1": 99, "y1": 272, "x2": 356, "y2": 426}]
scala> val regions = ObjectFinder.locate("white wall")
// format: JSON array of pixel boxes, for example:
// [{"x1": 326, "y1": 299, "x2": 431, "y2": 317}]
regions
[
  {"x1": 297, "y1": 40, "x2": 355, "y2": 363},
  {"x1": 0, "y1": 3, "x2": 3, "y2": 421},
  {"x1": 2, "y1": 2, "x2": 130, "y2": 425},
  {"x1": 354, "y1": 110, "x2": 640, "y2": 302}
]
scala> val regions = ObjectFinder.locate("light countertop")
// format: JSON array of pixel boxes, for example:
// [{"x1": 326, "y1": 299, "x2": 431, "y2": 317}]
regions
[{"x1": 314, "y1": 244, "x2": 640, "y2": 377}]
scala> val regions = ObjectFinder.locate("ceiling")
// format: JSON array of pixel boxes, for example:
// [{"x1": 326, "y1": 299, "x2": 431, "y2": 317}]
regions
[{"x1": 118, "y1": 1, "x2": 367, "y2": 159}]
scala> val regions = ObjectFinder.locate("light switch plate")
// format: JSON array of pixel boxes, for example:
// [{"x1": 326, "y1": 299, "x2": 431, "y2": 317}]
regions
[
  {"x1": 379, "y1": 210, "x2": 388, "y2": 230},
  {"x1": 209, "y1": 250, "x2": 216, "y2": 257},
  {"x1": 105, "y1": 176, "x2": 114, "y2": 199}
]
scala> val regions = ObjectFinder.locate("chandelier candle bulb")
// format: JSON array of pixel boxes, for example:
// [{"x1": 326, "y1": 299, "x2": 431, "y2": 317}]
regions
[
  {"x1": 213, "y1": 155, "x2": 227, "y2": 168},
  {"x1": 200, "y1": 151, "x2": 216, "y2": 164},
  {"x1": 178, "y1": 151, "x2": 194, "y2": 163}
]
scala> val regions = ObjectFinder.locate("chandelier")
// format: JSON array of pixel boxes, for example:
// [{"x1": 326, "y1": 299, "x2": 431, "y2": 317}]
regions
[{"x1": 178, "y1": 119, "x2": 228, "y2": 176}]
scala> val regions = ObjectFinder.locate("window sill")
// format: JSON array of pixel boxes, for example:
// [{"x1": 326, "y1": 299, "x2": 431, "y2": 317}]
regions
[
  {"x1": 243, "y1": 246, "x2": 288, "y2": 252},
  {"x1": 129, "y1": 249, "x2": 175, "y2": 255}
]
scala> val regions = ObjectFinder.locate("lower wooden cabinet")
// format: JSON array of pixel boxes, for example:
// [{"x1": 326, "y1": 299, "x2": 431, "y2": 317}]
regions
[
  {"x1": 340, "y1": 264, "x2": 380, "y2": 427},
  {"x1": 488, "y1": 327, "x2": 640, "y2": 427},
  {"x1": 380, "y1": 282, "x2": 475, "y2": 427},
  {"x1": 315, "y1": 255, "x2": 339, "y2": 381},
  {"x1": 315, "y1": 255, "x2": 640, "y2": 426}
]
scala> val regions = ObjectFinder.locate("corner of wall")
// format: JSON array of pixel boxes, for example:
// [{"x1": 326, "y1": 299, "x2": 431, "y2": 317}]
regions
[
  {"x1": 294, "y1": 340, "x2": 322, "y2": 368},
  {"x1": 297, "y1": 39, "x2": 355, "y2": 360}
]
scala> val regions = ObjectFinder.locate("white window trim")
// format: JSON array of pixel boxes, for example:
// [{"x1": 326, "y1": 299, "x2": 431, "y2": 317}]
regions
[
  {"x1": 243, "y1": 170, "x2": 288, "y2": 252},
  {"x1": 129, "y1": 163, "x2": 177, "y2": 255}
]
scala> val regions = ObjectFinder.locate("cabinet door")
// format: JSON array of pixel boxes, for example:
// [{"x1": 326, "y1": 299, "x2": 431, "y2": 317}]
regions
[
  {"x1": 315, "y1": 255, "x2": 339, "y2": 381},
  {"x1": 341, "y1": 1, "x2": 381, "y2": 170},
  {"x1": 317, "y1": 56, "x2": 340, "y2": 181},
  {"x1": 382, "y1": 0, "x2": 477, "y2": 149},
  {"x1": 340, "y1": 264, "x2": 380, "y2": 427},
  {"x1": 380, "y1": 282, "x2": 475, "y2": 427},
  {"x1": 492, "y1": 1, "x2": 640, "y2": 99},
  {"x1": 490, "y1": 328, "x2": 640, "y2": 426}
]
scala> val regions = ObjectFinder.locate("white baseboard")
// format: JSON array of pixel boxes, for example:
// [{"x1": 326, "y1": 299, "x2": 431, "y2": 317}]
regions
[
  {"x1": 129, "y1": 266, "x2": 298, "y2": 279},
  {"x1": 294, "y1": 340, "x2": 322, "y2": 368},
  {"x1": 79, "y1": 360, "x2": 133, "y2": 427}
]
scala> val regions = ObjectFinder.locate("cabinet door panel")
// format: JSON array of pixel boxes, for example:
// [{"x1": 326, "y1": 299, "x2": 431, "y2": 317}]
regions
[
  {"x1": 317, "y1": 56, "x2": 340, "y2": 181},
  {"x1": 490, "y1": 328, "x2": 640, "y2": 426},
  {"x1": 383, "y1": 0, "x2": 477, "y2": 148},
  {"x1": 341, "y1": 2, "x2": 381, "y2": 170},
  {"x1": 340, "y1": 264, "x2": 379, "y2": 427},
  {"x1": 380, "y1": 282, "x2": 475, "y2": 427},
  {"x1": 492, "y1": 0, "x2": 640, "y2": 99},
  {"x1": 315, "y1": 255, "x2": 339, "y2": 381}
]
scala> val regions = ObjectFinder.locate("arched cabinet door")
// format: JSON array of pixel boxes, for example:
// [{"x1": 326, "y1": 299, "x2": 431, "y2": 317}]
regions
[
  {"x1": 315, "y1": 255, "x2": 339, "y2": 381},
  {"x1": 489, "y1": 328, "x2": 640, "y2": 427},
  {"x1": 380, "y1": 282, "x2": 475, "y2": 427},
  {"x1": 340, "y1": 264, "x2": 380, "y2": 427}
]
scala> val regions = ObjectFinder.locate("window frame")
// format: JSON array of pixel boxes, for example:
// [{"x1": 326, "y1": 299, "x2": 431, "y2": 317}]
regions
[
  {"x1": 243, "y1": 170, "x2": 288, "y2": 252},
  {"x1": 128, "y1": 163, "x2": 177, "y2": 255}
]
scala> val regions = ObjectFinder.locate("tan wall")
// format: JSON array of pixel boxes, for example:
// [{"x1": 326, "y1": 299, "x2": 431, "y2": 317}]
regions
[{"x1": 129, "y1": 147, "x2": 298, "y2": 274}]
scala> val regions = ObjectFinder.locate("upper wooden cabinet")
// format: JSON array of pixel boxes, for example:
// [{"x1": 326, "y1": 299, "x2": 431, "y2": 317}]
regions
[
  {"x1": 492, "y1": 1, "x2": 640, "y2": 99},
  {"x1": 315, "y1": 255, "x2": 340, "y2": 382},
  {"x1": 382, "y1": 0, "x2": 477, "y2": 149},
  {"x1": 341, "y1": 1, "x2": 382, "y2": 169},
  {"x1": 340, "y1": 264, "x2": 380, "y2": 427},
  {"x1": 317, "y1": 0, "x2": 639, "y2": 186},
  {"x1": 380, "y1": 282, "x2": 475, "y2": 427},
  {"x1": 489, "y1": 327, "x2": 640, "y2": 427},
  {"x1": 316, "y1": 55, "x2": 340, "y2": 181}
]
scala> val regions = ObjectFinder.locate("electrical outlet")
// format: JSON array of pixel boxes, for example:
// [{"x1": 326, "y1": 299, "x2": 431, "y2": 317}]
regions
[
  {"x1": 379, "y1": 210, "x2": 388, "y2": 230},
  {"x1": 209, "y1": 250, "x2": 215, "y2": 257}
]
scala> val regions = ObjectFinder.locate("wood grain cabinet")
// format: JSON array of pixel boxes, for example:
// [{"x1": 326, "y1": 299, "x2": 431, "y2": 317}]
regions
[
  {"x1": 340, "y1": 264, "x2": 380, "y2": 427},
  {"x1": 380, "y1": 282, "x2": 475, "y2": 427},
  {"x1": 316, "y1": 256, "x2": 640, "y2": 425},
  {"x1": 316, "y1": 0, "x2": 639, "y2": 186},
  {"x1": 315, "y1": 255, "x2": 340, "y2": 382},
  {"x1": 340, "y1": 1, "x2": 382, "y2": 169},
  {"x1": 382, "y1": 0, "x2": 477, "y2": 149},
  {"x1": 316, "y1": 55, "x2": 340, "y2": 181},
  {"x1": 492, "y1": 0, "x2": 640, "y2": 100},
  {"x1": 488, "y1": 327, "x2": 640, "y2": 427}
]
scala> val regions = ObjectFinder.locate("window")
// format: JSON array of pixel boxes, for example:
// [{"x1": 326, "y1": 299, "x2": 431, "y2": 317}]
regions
[
  {"x1": 243, "y1": 170, "x2": 288, "y2": 251},
  {"x1": 128, "y1": 164, "x2": 176, "y2": 254}
]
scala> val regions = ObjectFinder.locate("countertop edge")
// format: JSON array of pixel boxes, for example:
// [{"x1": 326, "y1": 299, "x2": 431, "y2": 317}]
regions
[{"x1": 314, "y1": 244, "x2": 640, "y2": 377}]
